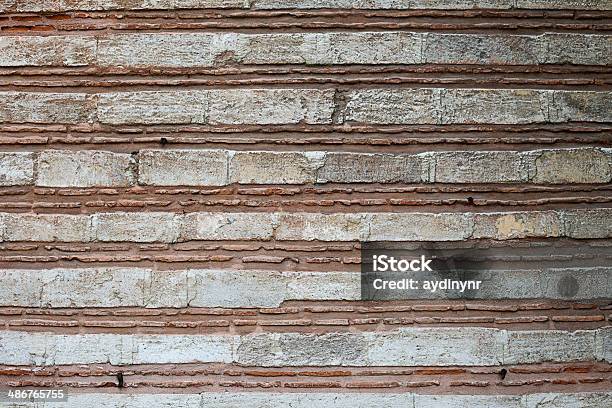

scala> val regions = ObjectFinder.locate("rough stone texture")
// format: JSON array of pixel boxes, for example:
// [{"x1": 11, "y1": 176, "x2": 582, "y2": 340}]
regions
[
  {"x1": 8, "y1": 393, "x2": 612, "y2": 408},
  {"x1": 366, "y1": 327, "x2": 505, "y2": 366},
  {"x1": 0, "y1": 92, "x2": 94, "y2": 123},
  {"x1": 505, "y1": 330, "x2": 598, "y2": 364},
  {"x1": 563, "y1": 208, "x2": 612, "y2": 239},
  {"x1": 235, "y1": 331, "x2": 371, "y2": 366},
  {"x1": 368, "y1": 213, "x2": 474, "y2": 241},
  {"x1": 2, "y1": 214, "x2": 92, "y2": 242},
  {"x1": 0, "y1": 1, "x2": 250, "y2": 12},
  {"x1": 2, "y1": 1, "x2": 611, "y2": 402},
  {"x1": 36, "y1": 150, "x2": 135, "y2": 187},
  {"x1": 431, "y1": 151, "x2": 526, "y2": 183},
  {"x1": 229, "y1": 151, "x2": 325, "y2": 184},
  {"x1": 523, "y1": 393, "x2": 612, "y2": 408},
  {"x1": 97, "y1": 91, "x2": 208, "y2": 125},
  {"x1": 0, "y1": 331, "x2": 234, "y2": 366},
  {"x1": 318, "y1": 153, "x2": 422, "y2": 183},
  {"x1": 542, "y1": 34, "x2": 612, "y2": 65},
  {"x1": 2, "y1": 267, "x2": 608, "y2": 307},
  {"x1": 414, "y1": 394, "x2": 524, "y2": 408},
  {"x1": 97, "y1": 33, "x2": 232, "y2": 68},
  {"x1": 181, "y1": 212, "x2": 277, "y2": 241},
  {"x1": 241, "y1": 32, "x2": 422, "y2": 64},
  {"x1": 0, "y1": 35, "x2": 96, "y2": 67},
  {"x1": 93, "y1": 212, "x2": 181, "y2": 243},
  {"x1": 531, "y1": 148, "x2": 611, "y2": 184},
  {"x1": 440, "y1": 89, "x2": 549, "y2": 124},
  {"x1": 516, "y1": 0, "x2": 612, "y2": 10},
  {"x1": 138, "y1": 149, "x2": 228, "y2": 186},
  {"x1": 275, "y1": 213, "x2": 366, "y2": 241},
  {"x1": 0, "y1": 152, "x2": 34, "y2": 186},
  {"x1": 472, "y1": 211, "x2": 562, "y2": 240},
  {"x1": 550, "y1": 90, "x2": 612, "y2": 123},
  {"x1": 541, "y1": 267, "x2": 612, "y2": 300},
  {"x1": 344, "y1": 88, "x2": 442, "y2": 124},
  {"x1": 7, "y1": 33, "x2": 610, "y2": 68},
  {"x1": 208, "y1": 89, "x2": 335, "y2": 124},
  {"x1": 424, "y1": 33, "x2": 541, "y2": 65}
]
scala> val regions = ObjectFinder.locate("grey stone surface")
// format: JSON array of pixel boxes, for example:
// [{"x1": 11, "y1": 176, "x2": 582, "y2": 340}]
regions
[
  {"x1": 368, "y1": 213, "x2": 474, "y2": 241},
  {"x1": 138, "y1": 149, "x2": 229, "y2": 186},
  {"x1": 2, "y1": 214, "x2": 92, "y2": 242},
  {"x1": 472, "y1": 211, "x2": 562, "y2": 240},
  {"x1": 0, "y1": 92, "x2": 95, "y2": 123},
  {"x1": 97, "y1": 91, "x2": 208, "y2": 125},
  {"x1": 93, "y1": 212, "x2": 181, "y2": 243},
  {"x1": 0, "y1": 152, "x2": 34, "y2": 186},
  {"x1": 530, "y1": 148, "x2": 611, "y2": 184},
  {"x1": 181, "y1": 212, "x2": 277, "y2": 240},
  {"x1": 208, "y1": 89, "x2": 335, "y2": 124},
  {"x1": 229, "y1": 151, "x2": 325, "y2": 184},
  {"x1": 0, "y1": 35, "x2": 96, "y2": 67},
  {"x1": 432, "y1": 151, "x2": 526, "y2": 183},
  {"x1": 37, "y1": 150, "x2": 135, "y2": 187},
  {"x1": 318, "y1": 153, "x2": 422, "y2": 183}
]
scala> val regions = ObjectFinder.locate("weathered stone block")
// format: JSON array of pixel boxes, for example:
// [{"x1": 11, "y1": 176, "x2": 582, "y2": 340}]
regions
[
  {"x1": 318, "y1": 153, "x2": 422, "y2": 183},
  {"x1": 424, "y1": 33, "x2": 541, "y2": 65},
  {"x1": 0, "y1": 152, "x2": 34, "y2": 186},
  {"x1": 530, "y1": 148, "x2": 611, "y2": 184},
  {"x1": 563, "y1": 208, "x2": 612, "y2": 239},
  {"x1": 505, "y1": 330, "x2": 597, "y2": 364},
  {"x1": 2, "y1": 214, "x2": 92, "y2": 242},
  {"x1": 229, "y1": 151, "x2": 324, "y2": 184},
  {"x1": 0, "y1": 35, "x2": 96, "y2": 67},
  {"x1": 37, "y1": 150, "x2": 135, "y2": 187},
  {"x1": 235, "y1": 332, "x2": 370, "y2": 366},
  {"x1": 275, "y1": 213, "x2": 366, "y2": 241},
  {"x1": 472, "y1": 211, "x2": 562, "y2": 240},
  {"x1": 550, "y1": 91, "x2": 612, "y2": 123},
  {"x1": 368, "y1": 213, "x2": 473, "y2": 241},
  {"x1": 441, "y1": 89, "x2": 549, "y2": 124},
  {"x1": 367, "y1": 327, "x2": 505, "y2": 366},
  {"x1": 181, "y1": 212, "x2": 276, "y2": 241},
  {"x1": 93, "y1": 212, "x2": 181, "y2": 243},
  {"x1": 0, "y1": 92, "x2": 95, "y2": 124},
  {"x1": 432, "y1": 151, "x2": 526, "y2": 183},
  {"x1": 138, "y1": 149, "x2": 228, "y2": 186},
  {"x1": 344, "y1": 89, "x2": 441, "y2": 124},
  {"x1": 208, "y1": 89, "x2": 334, "y2": 124},
  {"x1": 97, "y1": 91, "x2": 208, "y2": 124}
]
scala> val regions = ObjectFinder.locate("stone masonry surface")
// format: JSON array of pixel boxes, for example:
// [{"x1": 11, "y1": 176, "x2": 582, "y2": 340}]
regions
[{"x1": 0, "y1": 0, "x2": 611, "y2": 406}]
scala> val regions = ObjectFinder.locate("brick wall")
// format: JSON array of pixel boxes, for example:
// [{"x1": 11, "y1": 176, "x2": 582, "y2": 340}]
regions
[{"x1": 0, "y1": 1, "x2": 611, "y2": 407}]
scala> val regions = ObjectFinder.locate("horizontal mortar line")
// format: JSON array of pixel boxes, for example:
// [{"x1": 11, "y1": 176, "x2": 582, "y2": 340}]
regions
[
  {"x1": 1, "y1": 363, "x2": 610, "y2": 389},
  {"x1": 2, "y1": 79, "x2": 611, "y2": 90},
  {"x1": 2, "y1": 320, "x2": 607, "y2": 334},
  {"x1": 2, "y1": 200, "x2": 612, "y2": 215}
]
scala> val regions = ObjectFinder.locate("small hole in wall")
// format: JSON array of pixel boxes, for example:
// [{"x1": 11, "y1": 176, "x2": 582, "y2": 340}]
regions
[
  {"x1": 160, "y1": 137, "x2": 168, "y2": 146},
  {"x1": 117, "y1": 372, "x2": 124, "y2": 388},
  {"x1": 467, "y1": 197, "x2": 474, "y2": 205},
  {"x1": 500, "y1": 368, "x2": 507, "y2": 380}
]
